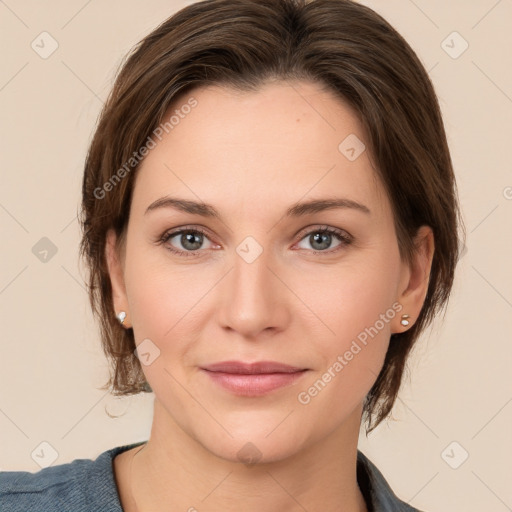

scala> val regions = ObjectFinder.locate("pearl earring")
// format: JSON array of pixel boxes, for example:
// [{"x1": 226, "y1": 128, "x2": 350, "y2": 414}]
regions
[
  {"x1": 400, "y1": 314, "x2": 410, "y2": 327},
  {"x1": 116, "y1": 311, "x2": 127, "y2": 325}
]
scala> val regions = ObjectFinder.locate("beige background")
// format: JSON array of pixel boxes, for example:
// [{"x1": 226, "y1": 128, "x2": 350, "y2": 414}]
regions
[{"x1": 1, "y1": 1, "x2": 511, "y2": 510}]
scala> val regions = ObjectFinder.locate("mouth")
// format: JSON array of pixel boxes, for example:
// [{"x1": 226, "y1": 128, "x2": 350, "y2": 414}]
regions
[{"x1": 200, "y1": 360, "x2": 309, "y2": 396}]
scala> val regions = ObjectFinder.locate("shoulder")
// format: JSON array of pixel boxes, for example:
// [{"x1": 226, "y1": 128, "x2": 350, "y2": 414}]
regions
[
  {"x1": 0, "y1": 457, "x2": 92, "y2": 512},
  {"x1": 0, "y1": 441, "x2": 146, "y2": 512},
  {"x1": 357, "y1": 450, "x2": 428, "y2": 512}
]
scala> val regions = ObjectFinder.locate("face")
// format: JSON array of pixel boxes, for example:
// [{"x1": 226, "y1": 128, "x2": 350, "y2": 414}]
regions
[{"x1": 107, "y1": 80, "x2": 429, "y2": 464}]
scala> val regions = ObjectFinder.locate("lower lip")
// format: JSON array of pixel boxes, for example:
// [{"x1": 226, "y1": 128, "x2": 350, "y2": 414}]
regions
[{"x1": 202, "y1": 370, "x2": 307, "y2": 396}]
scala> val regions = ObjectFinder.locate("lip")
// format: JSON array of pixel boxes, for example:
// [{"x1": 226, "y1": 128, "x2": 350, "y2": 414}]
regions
[
  {"x1": 202, "y1": 360, "x2": 305, "y2": 374},
  {"x1": 201, "y1": 360, "x2": 308, "y2": 396}
]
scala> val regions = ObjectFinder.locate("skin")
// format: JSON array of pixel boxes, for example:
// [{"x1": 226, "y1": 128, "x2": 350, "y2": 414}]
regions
[{"x1": 106, "y1": 79, "x2": 434, "y2": 512}]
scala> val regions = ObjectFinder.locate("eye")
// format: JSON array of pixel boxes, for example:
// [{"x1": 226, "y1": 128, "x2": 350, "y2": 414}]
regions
[
  {"x1": 295, "y1": 226, "x2": 352, "y2": 254},
  {"x1": 159, "y1": 227, "x2": 216, "y2": 257},
  {"x1": 158, "y1": 225, "x2": 353, "y2": 258}
]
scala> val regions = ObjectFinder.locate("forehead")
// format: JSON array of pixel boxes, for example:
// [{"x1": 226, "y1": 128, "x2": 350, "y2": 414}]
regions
[{"x1": 131, "y1": 80, "x2": 387, "y2": 220}]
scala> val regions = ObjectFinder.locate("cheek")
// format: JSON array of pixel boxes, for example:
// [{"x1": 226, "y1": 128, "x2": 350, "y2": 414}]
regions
[
  {"x1": 123, "y1": 260, "x2": 199, "y2": 390},
  {"x1": 293, "y1": 248, "x2": 400, "y2": 404},
  {"x1": 124, "y1": 245, "x2": 208, "y2": 337},
  {"x1": 123, "y1": 248, "x2": 221, "y2": 390},
  {"x1": 299, "y1": 250, "x2": 401, "y2": 346},
  {"x1": 295, "y1": 280, "x2": 396, "y2": 422}
]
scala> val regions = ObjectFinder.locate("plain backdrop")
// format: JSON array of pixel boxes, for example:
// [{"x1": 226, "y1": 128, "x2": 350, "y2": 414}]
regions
[{"x1": 1, "y1": 1, "x2": 511, "y2": 511}]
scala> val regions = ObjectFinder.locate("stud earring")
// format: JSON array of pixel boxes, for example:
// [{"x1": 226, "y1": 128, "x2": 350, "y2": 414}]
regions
[
  {"x1": 116, "y1": 311, "x2": 127, "y2": 325},
  {"x1": 400, "y1": 314, "x2": 410, "y2": 327}
]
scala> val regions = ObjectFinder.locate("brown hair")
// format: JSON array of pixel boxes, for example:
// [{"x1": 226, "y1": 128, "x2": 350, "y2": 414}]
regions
[{"x1": 79, "y1": 0, "x2": 464, "y2": 433}]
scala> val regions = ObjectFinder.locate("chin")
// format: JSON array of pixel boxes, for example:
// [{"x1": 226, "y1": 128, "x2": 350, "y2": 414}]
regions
[
  {"x1": 192, "y1": 419, "x2": 311, "y2": 467},
  {"x1": 207, "y1": 437, "x2": 302, "y2": 466}
]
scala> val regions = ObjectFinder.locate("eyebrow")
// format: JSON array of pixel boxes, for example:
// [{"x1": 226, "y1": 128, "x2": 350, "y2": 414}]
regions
[{"x1": 144, "y1": 196, "x2": 371, "y2": 218}]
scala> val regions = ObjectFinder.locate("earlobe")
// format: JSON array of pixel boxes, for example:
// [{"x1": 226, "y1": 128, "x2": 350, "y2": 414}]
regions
[
  {"x1": 105, "y1": 229, "x2": 131, "y2": 328},
  {"x1": 394, "y1": 226, "x2": 435, "y2": 332}
]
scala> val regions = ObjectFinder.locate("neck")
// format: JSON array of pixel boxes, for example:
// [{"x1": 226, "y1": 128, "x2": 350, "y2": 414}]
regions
[{"x1": 127, "y1": 400, "x2": 368, "y2": 512}]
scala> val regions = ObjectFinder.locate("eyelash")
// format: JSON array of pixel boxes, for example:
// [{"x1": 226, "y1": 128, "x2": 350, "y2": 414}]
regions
[{"x1": 157, "y1": 225, "x2": 353, "y2": 258}]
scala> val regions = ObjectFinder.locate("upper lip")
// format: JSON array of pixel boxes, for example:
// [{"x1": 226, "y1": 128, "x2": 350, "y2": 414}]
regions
[{"x1": 201, "y1": 361, "x2": 306, "y2": 374}]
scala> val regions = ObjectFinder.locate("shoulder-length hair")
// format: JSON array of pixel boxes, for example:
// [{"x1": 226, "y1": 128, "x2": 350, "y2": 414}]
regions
[{"x1": 79, "y1": 0, "x2": 464, "y2": 433}]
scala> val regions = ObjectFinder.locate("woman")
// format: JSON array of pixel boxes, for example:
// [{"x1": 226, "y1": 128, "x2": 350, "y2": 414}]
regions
[{"x1": 0, "y1": 0, "x2": 463, "y2": 510}]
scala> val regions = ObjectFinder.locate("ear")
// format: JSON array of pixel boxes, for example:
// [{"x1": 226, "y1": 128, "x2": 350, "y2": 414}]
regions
[
  {"x1": 105, "y1": 228, "x2": 131, "y2": 328},
  {"x1": 394, "y1": 225, "x2": 435, "y2": 333}
]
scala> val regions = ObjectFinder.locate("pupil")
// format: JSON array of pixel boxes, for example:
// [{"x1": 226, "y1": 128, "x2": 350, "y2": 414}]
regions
[
  {"x1": 183, "y1": 232, "x2": 202, "y2": 250},
  {"x1": 311, "y1": 232, "x2": 330, "y2": 250}
]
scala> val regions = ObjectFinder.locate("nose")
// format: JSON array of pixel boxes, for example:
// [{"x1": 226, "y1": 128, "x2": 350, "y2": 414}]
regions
[{"x1": 216, "y1": 242, "x2": 291, "y2": 339}]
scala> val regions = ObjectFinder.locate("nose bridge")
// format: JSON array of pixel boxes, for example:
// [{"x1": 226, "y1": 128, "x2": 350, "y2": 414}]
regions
[{"x1": 218, "y1": 236, "x2": 287, "y2": 337}]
